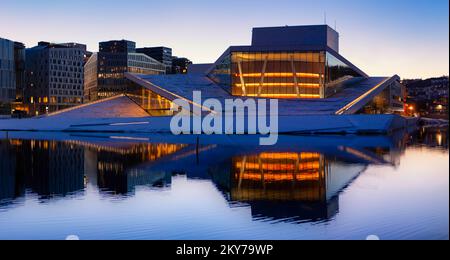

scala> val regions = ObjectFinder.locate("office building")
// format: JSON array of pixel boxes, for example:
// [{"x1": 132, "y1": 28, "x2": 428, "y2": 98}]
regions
[
  {"x1": 14, "y1": 42, "x2": 26, "y2": 102},
  {"x1": 0, "y1": 38, "x2": 16, "y2": 105},
  {"x1": 84, "y1": 40, "x2": 166, "y2": 102},
  {"x1": 25, "y1": 42, "x2": 86, "y2": 115},
  {"x1": 136, "y1": 47, "x2": 173, "y2": 74},
  {"x1": 0, "y1": 38, "x2": 26, "y2": 115}
]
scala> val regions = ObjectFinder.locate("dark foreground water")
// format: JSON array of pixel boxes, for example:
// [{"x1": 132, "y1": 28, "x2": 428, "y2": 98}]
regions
[{"x1": 0, "y1": 127, "x2": 448, "y2": 240}]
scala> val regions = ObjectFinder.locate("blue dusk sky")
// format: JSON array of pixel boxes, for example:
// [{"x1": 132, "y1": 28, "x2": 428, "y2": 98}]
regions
[{"x1": 1, "y1": 0, "x2": 448, "y2": 79}]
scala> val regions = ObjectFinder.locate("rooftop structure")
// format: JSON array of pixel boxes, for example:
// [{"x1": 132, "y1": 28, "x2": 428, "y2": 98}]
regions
[{"x1": 123, "y1": 25, "x2": 405, "y2": 116}]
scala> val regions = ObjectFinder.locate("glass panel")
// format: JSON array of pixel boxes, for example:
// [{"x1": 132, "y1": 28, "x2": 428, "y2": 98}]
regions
[
  {"x1": 325, "y1": 52, "x2": 364, "y2": 97},
  {"x1": 220, "y1": 52, "x2": 325, "y2": 99},
  {"x1": 126, "y1": 81, "x2": 174, "y2": 116},
  {"x1": 208, "y1": 54, "x2": 232, "y2": 94}
]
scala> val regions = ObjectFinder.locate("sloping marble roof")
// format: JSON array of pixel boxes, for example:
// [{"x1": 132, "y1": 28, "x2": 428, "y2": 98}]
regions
[{"x1": 126, "y1": 73, "x2": 394, "y2": 116}]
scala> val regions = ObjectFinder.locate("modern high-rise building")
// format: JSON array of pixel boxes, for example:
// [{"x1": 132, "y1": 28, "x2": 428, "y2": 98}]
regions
[
  {"x1": 84, "y1": 53, "x2": 98, "y2": 102},
  {"x1": 84, "y1": 40, "x2": 166, "y2": 102},
  {"x1": 0, "y1": 38, "x2": 26, "y2": 116},
  {"x1": 14, "y1": 42, "x2": 26, "y2": 103},
  {"x1": 136, "y1": 47, "x2": 173, "y2": 74},
  {"x1": 25, "y1": 42, "x2": 86, "y2": 115},
  {"x1": 0, "y1": 38, "x2": 16, "y2": 104}
]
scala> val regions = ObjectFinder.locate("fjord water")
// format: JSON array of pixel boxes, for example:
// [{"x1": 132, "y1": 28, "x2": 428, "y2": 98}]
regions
[{"x1": 0, "y1": 128, "x2": 448, "y2": 240}]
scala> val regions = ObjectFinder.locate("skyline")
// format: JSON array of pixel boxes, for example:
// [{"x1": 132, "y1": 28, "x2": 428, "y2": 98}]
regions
[{"x1": 1, "y1": 0, "x2": 449, "y2": 79}]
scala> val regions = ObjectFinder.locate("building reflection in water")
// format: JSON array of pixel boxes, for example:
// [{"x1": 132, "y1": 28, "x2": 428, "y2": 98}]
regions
[
  {"x1": 207, "y1": 151, "x2": 370, "y2": 223},
  {"x1": 230, "y1": 152, "x2": 336, "y2": 222},
  {"x1": 0, "y1": 139, "x2": 189, "y2": 204},
  {"x1": 1, "y1": 140, "x2": 85, "y2": 203},
  {"x1": 0, "y1": 127, "x2": 448, "y2": 223},
  {"x1": 412, "y1": 127, "x2": 449, "y2": 149},
  {"x1": 91, "y1": 142, "x2": 187, "y2": 195}
]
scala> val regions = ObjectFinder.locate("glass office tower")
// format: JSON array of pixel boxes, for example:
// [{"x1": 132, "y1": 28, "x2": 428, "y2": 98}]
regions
[
  {"x1": 0, "y1": 38, "x2": 15, "y2": 105},
  {"x1": 93, "y1": 40, "x2": 166, "y2": 100}
]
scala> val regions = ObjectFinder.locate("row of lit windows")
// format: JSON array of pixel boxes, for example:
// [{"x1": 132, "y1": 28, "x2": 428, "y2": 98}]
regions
[
  {"x1": 29, "y1": 96, "x2": 82, "y2": 104},
  {"x1": 233, "y1": 52, "x2": 325, "y2": 63},
  {"x1": 230, "y1": 52, "x2": 325, "y2": 98}
]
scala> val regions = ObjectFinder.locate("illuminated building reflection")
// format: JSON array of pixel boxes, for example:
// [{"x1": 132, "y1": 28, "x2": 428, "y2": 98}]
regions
[
  {"x1": 0, "y1": 139, "x2": 188, "y2": 203},
  {"x1": 94, "y1": 143, "x2": 188, "y2": 194},
  {"x1": 0, "y1": 128, "x2": 447, "y2": 218},
  {"x1": 213, "y1": 151, "x2": 365, "y2": 222}
]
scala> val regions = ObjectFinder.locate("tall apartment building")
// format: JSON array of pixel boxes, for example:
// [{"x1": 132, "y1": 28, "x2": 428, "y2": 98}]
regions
[
  {"x1": 136, "y1": 47, "x2": 173, "y2": 74},
  {"x1": 84, "y1": 40, "x2": 166, "y2": 102},
  {"x1": 0, "y1": 38, "x2": 16, "y2": 104},
  {"x1": 25, "y1": 42, "x2": 86, "y2": 115},
  {"x1": 0, "y1": 38, "x2": 26, "y2": 115}
]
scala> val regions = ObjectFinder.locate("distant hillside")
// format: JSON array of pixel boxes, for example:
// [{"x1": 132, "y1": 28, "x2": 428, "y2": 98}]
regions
[{"x1": 402, "y1": 76, "x2": 448, "y2": 119}]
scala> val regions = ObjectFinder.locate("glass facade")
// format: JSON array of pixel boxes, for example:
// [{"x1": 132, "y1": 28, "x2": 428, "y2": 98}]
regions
[
  {"x1": 209, "y1": 51, "x2": 364, "y2": 99},
  {"x1": 0, "y1": 38, "x2": 16, "y2": 104},
  {"x1": 357, "y1": 80, "x2": 406, "y2": 115},
  {"x1": 126, "y1": 81, "x2": 174, "y2": 116},
  {"x1": 136, "y1": 47, "x2": 173, "y2": 74},
  {"x1": 208, "y1": 54, "x2": 232, "y2": 91},
  {"x1": 14, "y1": 42, "x2": 26, "y2": 102},
  {"x1": 97, "y1": 52, "x2": 166, "y2": 99},
  {"x1": 231, "y1": 52, "x2": 325, "y2": 98},
  {"x1": 325, "y1": 52, "x2": 362, "y2": 97},
  {"x1": 84, "y1": 53, "x2": 98, "y2": 103},
  {"x1": 97, "y1": 53, "x2": 128, "y2": 98},
  {"x1": 231, "y1": 152, "x2": 327, "y2": 201},
  {"x1": 128, "y1": 53, "x2": 166, "y2": 74}
]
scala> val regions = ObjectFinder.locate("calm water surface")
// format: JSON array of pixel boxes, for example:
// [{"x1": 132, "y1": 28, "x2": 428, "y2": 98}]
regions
[{"x1": 0, "y1": 128, "x2": 448, "y2": 240}]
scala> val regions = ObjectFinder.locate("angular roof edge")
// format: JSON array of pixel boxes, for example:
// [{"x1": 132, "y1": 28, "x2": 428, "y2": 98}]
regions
[
  {"x1": 335, "y1": 75, "x2": 400, "y2": 115},
  {"x1": 205, "y1": 45, "x2": 368, "y2": 77}
]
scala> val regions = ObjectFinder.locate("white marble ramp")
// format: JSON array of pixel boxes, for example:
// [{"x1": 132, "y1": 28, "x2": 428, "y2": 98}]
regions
[{"x1": 46, "y1": 95, "x2": 150, "y2": 119}]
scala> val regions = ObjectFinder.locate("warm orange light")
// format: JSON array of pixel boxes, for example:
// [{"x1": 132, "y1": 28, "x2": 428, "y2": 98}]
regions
[
  {"x1": 236, "y1": 83, "x2": 320, "y2": 88},
  {"x1": 409, "y1": 105, "x2": 414, "y2": 111},
  {"x1": 259, "y1": 153, "x2": 299, "y2": 160},
  {"x1": 236, "y1": 162, "x2": 297, "y2": 171},
  {"x1": 243, "y1": 93, "x2": 321, "y2": 99},
  {"x1": 237, "y1": 73, "x2": 321, "y2": 78},
  {"x1": 300, "y1": 153, "x2": 321, "y2": 160},
  {"x1": 236, "y1": 161, "x2": 320, "y2": 171},
  {"x1": 258, "y1": 152, "x2": 321, "y2": 160},
  {"x1": 239, "y1": 172, "x2": 320, "y2": 182}
]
